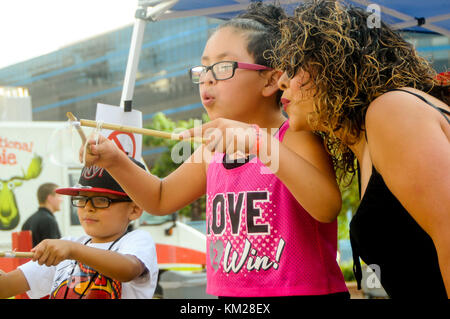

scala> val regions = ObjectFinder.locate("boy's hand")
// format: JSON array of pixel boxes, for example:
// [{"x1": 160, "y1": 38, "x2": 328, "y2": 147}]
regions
[
  {"x1": 0, "y1": 269, "x2": 5, "y2": 275},
  {"x1": 79, "y1": 133, "x2": 121, "y2": 168},
  {"x1": 32, "y1": 239, "x2": 76, "y2": 266}
]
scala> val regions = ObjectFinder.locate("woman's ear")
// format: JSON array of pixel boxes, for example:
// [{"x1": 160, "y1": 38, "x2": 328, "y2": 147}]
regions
[{"x1": 262, "y1": 70, "x2": 283, "y2": 97}]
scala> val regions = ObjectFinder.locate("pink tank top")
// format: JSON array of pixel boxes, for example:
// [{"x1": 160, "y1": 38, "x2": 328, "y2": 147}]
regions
[{"x1": 205, "y1": 121, "x2": 348, "y2": 297}]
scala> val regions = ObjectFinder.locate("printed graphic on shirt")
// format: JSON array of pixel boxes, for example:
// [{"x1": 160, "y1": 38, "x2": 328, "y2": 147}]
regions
[
  {"x1": 51, "y1": 261, "x2": 121, "y2": 299},
  {"x1": 207, "y1": 190, "x2": 286, "y2": 274}
]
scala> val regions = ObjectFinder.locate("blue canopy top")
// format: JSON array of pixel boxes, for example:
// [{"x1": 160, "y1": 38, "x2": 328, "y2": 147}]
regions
[{"x1": 163, "y1": 0, "x2": 450, "y2": 36}]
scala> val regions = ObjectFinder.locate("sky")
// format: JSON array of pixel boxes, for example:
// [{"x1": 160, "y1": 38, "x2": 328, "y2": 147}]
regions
[{"x1": 0, "y1": 0, "x2": 138, "y2": 69}]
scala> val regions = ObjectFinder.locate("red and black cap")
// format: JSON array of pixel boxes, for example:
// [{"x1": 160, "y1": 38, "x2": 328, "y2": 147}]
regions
[{"x1": 56, "y1": 157, "x2": 146, "y2": 197}]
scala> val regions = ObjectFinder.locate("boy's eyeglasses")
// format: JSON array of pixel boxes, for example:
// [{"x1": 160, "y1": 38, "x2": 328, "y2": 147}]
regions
[
  {"x1": 71, "y1": 196, "x2": 132, "y2": 208},
  {"x1": 189, "y1": 61, "x2": 272, "y2": 84}
]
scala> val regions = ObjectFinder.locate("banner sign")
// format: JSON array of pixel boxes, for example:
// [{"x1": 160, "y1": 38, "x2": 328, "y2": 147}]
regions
[{"x1": 95, "y1": 103, "x2": 143, "y2": 160}]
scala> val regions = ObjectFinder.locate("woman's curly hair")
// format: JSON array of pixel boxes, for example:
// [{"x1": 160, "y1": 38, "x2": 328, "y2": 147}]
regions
[{"x1": 272, "y1": 0, "x2": 448, "y2": 182}]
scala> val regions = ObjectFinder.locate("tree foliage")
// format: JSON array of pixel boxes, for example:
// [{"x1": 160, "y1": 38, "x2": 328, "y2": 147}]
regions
[
  {"x1": 143, "y1": 112, "x2": 209, "y2": 220},
  {"x1": 337, "y1": 174, "x2": 360, "y2": 240}
]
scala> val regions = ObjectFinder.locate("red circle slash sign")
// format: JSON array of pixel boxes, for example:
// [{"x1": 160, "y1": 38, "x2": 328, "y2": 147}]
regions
[{"x1": 108, "y1": 131, "x2": 136, "y2": 158}]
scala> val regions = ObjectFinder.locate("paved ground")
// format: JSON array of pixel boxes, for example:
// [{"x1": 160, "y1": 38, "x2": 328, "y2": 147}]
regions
[{"x1": 346, "y1": 281, "x2": 365, "y2": 299}]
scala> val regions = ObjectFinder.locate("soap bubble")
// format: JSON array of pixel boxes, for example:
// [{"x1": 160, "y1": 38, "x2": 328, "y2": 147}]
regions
[{"x1": 47, "y1": 122, "x2": 94, "y2": 167}]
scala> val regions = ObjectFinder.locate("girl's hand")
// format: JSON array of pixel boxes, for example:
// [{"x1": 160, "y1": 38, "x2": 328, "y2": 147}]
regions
[
  {"x1": 180, "y1": 118, "x2": 258, "y2": 155},
  {"x1": 79, "y1": 133, "x2": 121, "y2": 168},
  {"x1": 32, "y1": 239, "x2": 76, "y2": 267}
]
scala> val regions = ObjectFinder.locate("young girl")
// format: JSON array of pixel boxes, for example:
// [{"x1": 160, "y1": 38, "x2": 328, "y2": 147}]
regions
[
  {"x1": 84, "y1": 3, "x2": 348, "y2": 298},
  {"x1": 274, "y1": 0, "x2": 449, "y2": 298}
]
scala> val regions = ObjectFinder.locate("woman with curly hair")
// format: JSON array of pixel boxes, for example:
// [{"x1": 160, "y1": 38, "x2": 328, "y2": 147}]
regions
[{"x1": 275, "y1": 0, "x2": 449, "y2": 298}]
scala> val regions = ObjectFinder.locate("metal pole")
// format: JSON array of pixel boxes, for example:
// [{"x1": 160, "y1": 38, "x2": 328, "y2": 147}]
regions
[
  {"x1": 120, "y1": 0, "x2": 179, "y2": 111},
  {"x1": 120, "y1": 18, "x2": 146, "y2": 111}
]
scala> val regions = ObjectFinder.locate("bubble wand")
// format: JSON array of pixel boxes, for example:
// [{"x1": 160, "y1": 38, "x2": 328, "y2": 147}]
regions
[
  {"x1": 0, "y1": 251, "x2": 34, "y2": 258},
  {"x1": 66, "y1": 112, "x2": 87, "y2": 145},
  {"x1": 66, "y1": 112, "x2": 206, "y2": 144}
]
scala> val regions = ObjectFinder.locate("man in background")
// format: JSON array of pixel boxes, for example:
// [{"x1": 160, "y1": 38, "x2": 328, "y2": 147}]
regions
[{"x1": 22, "y1": 183, "x2": 62, "y2": 247}]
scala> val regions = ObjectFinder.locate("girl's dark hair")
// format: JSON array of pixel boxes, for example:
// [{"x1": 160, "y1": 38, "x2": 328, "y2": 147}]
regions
[
  {"x1": 272, "y1": 0, "x2": 449, "y2": 181},
  {"x1": 216, "y1": 2, "x2": 287, "y2": 104},
  {"x1": 217, "y1": 2, "x2": 287, "y2": 67},
  {"x1": 219, "y1": 2, "x2": 286, "y2": 68}
]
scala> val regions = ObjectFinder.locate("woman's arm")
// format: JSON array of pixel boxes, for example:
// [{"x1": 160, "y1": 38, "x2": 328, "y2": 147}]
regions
[
  {"x1": 365, "y1": 91, "x2": 450, "y2": 297},
  {"x1": 84, "y1": 135, "x2": 207, "y2": 215}
]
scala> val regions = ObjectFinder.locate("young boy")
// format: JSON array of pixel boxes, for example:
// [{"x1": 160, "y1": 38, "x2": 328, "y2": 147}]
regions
[{"x1": 0, "y1": 157, "x2": 158, "y2": 299}]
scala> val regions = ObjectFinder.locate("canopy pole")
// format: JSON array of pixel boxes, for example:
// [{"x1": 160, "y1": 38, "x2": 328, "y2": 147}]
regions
[{"x1": 120, "y1": 0, "x2": 179, "y2": 111}]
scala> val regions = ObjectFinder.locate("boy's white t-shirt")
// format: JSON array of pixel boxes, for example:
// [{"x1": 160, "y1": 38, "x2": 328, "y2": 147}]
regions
[{"x1": 18, "y1": 229, "x2": 158, "y2": 299}]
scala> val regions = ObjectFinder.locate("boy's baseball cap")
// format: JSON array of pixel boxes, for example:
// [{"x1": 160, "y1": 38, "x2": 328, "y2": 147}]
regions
[{"x1": 56, "y1": 157, "x2": 145, "y2": 197}]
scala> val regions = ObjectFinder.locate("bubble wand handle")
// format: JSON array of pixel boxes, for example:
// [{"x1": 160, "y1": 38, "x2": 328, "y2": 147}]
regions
[
  {"x1": 0, "y1": 251, "x2": 34, "y2": 258},
  {"x1": 66, "y1": 112, "x2": 87, "y2": 145},
  {"x1": 78, "y1": 118, "x2": 206, "y2": 144}
]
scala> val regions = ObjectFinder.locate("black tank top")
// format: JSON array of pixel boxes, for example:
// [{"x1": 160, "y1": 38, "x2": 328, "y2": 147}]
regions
[{"x1": 349, "y1": 89, "x2": 449, "y2": 298}]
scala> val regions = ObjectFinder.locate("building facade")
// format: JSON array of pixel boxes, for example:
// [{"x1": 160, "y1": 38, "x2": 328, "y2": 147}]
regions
[{"x1": 0, "y1": 16, "x2": 221, "y2": 162}]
